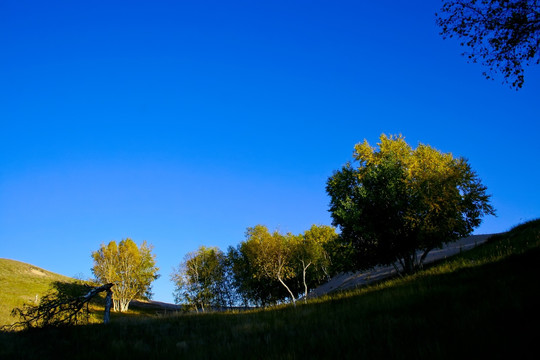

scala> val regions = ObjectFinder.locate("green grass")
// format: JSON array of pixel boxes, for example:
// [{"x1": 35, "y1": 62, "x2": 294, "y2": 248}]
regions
[
  {"x1": 1, "y1": 219, "x2": 538, "y2": 359},
  {"x1": 0, "y1": 259, "x2": 76, "y2": 327}
]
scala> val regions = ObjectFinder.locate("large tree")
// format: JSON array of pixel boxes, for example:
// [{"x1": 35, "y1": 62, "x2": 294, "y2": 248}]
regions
[
  {"x1": 436, "y1": 0, "x2": 540, "y2": 89},
  {"x1": 91, "y1": 238, "x2": 159, "y2": 312},
  {"x1": 326, "y1": 134, "x2": 495, "y2": 274}
]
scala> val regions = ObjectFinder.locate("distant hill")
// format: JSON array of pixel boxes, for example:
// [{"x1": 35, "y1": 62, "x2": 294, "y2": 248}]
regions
[{"x1": 0, "y1": 258, "x2": 76, "y2": 327}]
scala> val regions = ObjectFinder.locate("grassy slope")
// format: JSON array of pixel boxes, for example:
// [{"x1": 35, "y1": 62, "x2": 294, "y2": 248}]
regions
[
  {"x1": 0, "y1": 259, "x2": 75, "y2": 327},
  {"x1": 1, "y1": 219, "x2": 538, "y2": 359},
  {"x1": 0, "y1": 259, "x2": 153, "y2": 328}
]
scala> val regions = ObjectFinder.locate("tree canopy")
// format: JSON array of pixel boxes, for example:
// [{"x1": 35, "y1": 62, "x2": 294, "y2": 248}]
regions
[
  {"x1": 171, "y1": 246, "x2": 232, "y2": 312},
  {"x1": 227, "y1": 242, "x2": 286, "y2": 307},
  {"x1": 241, "y1": 225, "x2": 298, "y2": 305},
  {"x1": 169, "y1": 223, "x2": 340, "y2": 309},
  {"x1": 326, "y1": 134, "x2": 495, "y2": 274},
  {"x1": 91, "y1": 238, "x2": 159, "y2": 312},
  {"x1": 294, "y1": 225, "x2": 337, "y2": 300},
  {"x1": 204, "y1": 224, "x2": 340, "y2": 307},
  {"x1": 436, "y1": 0, "x2": 540, "y2": 89}
]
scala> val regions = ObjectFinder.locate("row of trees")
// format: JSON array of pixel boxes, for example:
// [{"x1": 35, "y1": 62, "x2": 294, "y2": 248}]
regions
[
  {"x1": 90, "y1": 135, "x2": 494, "y2": 312},
  {"x1": 171, "y1": 225, "x2": 339, "y2": 310},
  {"x1": 88, "y1": 225, "x2": 339, "y2": 312},
  {"x1": 171, "y1": 135, "x2": 494, "y2": 310}
]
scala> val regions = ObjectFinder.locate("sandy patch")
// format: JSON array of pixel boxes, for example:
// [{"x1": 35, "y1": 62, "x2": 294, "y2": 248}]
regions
[{"x1": 29, "y1": 268, "x2": 47, "y2": 277}]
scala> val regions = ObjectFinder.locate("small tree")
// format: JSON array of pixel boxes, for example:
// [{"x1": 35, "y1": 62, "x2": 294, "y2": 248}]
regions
[
  {"x1": 171, "y1": 246, "x2": 230, "y2": 312},
  {"x1": 326, "y1": 134, "x2": 495, "y2": 274},
  {"x1": 91, "y1": 238, "x2": 159, "y2": 312},
  {"x1": 436, "y1": 0, "x2": 540, "y2": 89}
]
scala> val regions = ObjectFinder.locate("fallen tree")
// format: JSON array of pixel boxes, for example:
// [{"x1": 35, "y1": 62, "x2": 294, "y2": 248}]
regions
[{"x1": 3, "y1": 283, "x2": 114, "y2": 331}]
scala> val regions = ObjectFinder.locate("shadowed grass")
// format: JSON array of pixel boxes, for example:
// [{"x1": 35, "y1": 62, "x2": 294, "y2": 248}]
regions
[{"x1": 1, "y1": 219, "x2": 538, "y2": 359}]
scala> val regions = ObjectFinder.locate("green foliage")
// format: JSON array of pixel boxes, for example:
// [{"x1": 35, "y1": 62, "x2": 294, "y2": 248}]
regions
[
  {"x1": 239, "y1": 225, "x2": 298, "y2": 304},
  {"x1": 227, "y1": 244, "x2": 285, "y2": 307},
  {"x1": 436, "y1": 0, "x2": 540, "y2": 89},
  {"x1": 326, "y1": 134, "x2": 495, "y2": 273},
  {"x1": 293, "y1": 225, "x2": 338, "y2": 299},
  {"x1": 91, "y1": 239, "x2": 159, "y2": 312},
  {"x1": 1, "y1": 219, "x2": 538, "y2": 359},
  {"x1": 322, "y1": 233, "x2": 356, "y2": 274},
  {"x1": 171, "y1": 246, "x2": 233, "y2": 312},
  {"x1": 227, "y1": 224, "x2": 339, "y2": 306}
]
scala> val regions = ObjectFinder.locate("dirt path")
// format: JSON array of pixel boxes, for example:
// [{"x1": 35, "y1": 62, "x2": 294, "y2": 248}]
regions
[{"x1": 307, "y1": 234, "x2": 497, "y2": 299}]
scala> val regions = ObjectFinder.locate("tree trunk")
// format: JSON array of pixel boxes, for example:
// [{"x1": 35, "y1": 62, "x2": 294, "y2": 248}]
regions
[
  {"x1": 401, "y1": 254, "x2": 415, "y2": 274},
  {"x1": 302, "y1": 261, "x2": 312, "y2": 302},
  {"x1": 104, "y1": 289, "x2": 112, "y2": 324},
  {"x1": 120, "y1": 299, "x2": 130, "y2": 312},
  {"x1": 417, "y1": 247, "x2": 433, "y2": 270},
  {"x1": 277, "y1": 275, "x2": 296, "y2": 306},
  {"x1": 391, "y1": 262, "x2": 404, "y2": 278}
]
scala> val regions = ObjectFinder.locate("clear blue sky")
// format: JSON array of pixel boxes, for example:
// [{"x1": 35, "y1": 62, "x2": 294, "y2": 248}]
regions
[{"x1": 1, "y1": 1, "x2": 539, "y2": 303}]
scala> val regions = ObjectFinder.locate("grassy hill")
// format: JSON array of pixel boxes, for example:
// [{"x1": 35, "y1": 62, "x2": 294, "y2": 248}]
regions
[
  {"x1": 0, "y1": 259, "x2": 159, "y2": 329},
  {"x1": 0, "y1": 259, "x2": 77, "y2": 327},
  {"x1": 1, "y1": 219, "x2": 538, "y2": 359}
]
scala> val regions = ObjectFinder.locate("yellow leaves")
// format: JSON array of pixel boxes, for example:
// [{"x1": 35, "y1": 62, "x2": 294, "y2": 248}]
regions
[
  {"x1": 350, "y1": 134, "x2": 471, "y2": 218},
  {"x1": 353, "y1": 139, "x2": 374, "y2": 164},
  {"x1": 243, "y1": 225, "x2": 295, "y2": 281},
  {"x1": 327, "y1": 132, "x2": 495, "y2": 274},
  {"x1": 106, "y1": 241, "x2": 118, "y2": 255},
  {"x1": 411, "y1": 143, "x2": 454, "y2": 176},
  {"x1": 378, "y1": 134, "x2": 411, "y2": 161},
  {"x1": 354, "y1": 134, "x2": 412, "y2": 168},
  {"x1": 91, "y1": 238, "x2": 159, "y2": 311}
]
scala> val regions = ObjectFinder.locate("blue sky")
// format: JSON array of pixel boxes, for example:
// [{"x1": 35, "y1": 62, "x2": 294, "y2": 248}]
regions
[{"x1": 1, "y1": 0, "x2": 539, "y2": 303}]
